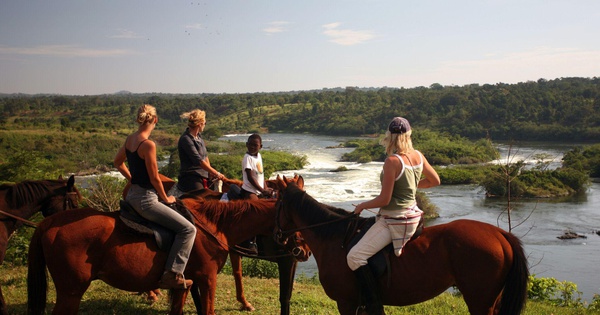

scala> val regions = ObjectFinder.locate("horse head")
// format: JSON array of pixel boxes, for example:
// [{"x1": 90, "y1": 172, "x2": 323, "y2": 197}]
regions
[
  {"x1": 42, "y1": 175, "x2": 81, "y2": 217},
  {"x1": 273, "y1": 176, "x2": 311, "y2": 257}
]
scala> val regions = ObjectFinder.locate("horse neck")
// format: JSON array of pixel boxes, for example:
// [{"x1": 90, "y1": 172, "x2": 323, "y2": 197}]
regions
[
  {"x1": 227, "y1": 202, "x2": 276, "y2": 243},
  {"x1": 0, "y1": 184, "x2": 49, "y2": 218},
  {"x1": 190, "y1": 200, "x2": 276, "y2": 245}
]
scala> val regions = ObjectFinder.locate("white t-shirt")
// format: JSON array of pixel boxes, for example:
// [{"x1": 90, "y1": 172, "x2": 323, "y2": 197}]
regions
[{"x1": 241, "y1": 152, "x2": 264, "y2": 195}]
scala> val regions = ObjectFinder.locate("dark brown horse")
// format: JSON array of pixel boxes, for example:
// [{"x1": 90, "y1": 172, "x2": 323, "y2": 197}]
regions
[
  {"x1": 27, "y1": 194, "x2": 293, "y2": 315},
  {"x1": 275, "y1": 180, "x2": 529, "y2": 315},
  {"x1": 0, "y1": 175, "x2": 80, "y2": 315},
  {"x1": 184, "y1": 174, "x2": 310, "y2": 315}
]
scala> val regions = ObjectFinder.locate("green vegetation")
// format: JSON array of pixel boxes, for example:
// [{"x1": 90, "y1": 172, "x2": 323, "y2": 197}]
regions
[
  {"x1": 562, "y1": 144, "x2": 600, "y2": 177},
  {"x1": 2, "y1": 77, "x2": 600, "y2": 141},
  {"x1": 340, "y1": 130, "x2": 498, "y2": 165},
  {"x1": 480, "y1": 160, "x2": 590, "y2": 198}
]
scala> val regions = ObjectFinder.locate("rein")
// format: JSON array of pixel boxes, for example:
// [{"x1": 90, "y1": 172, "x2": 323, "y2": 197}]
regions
[
  {"x1": 185, "y1": 202, "x2": 297, "y2": 259},
  {"x1": 0, "y1": 209, "x2": 38, "y2": 228},
  {"x1": 0, "y1": 189, "x2": 79, "y2": 229},
  {"x1": 275, "y1": 197, "x2": 356, "y2": 240}
]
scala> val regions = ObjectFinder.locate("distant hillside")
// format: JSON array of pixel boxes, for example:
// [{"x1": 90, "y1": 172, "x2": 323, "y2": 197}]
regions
[{"x1": 1, "y1": 77, "x2": 599, "y2": 142}]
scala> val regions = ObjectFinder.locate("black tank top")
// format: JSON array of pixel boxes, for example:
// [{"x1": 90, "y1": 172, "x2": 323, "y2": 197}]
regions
[{"x1": 125, "y1": 139, "x2": 153, "y2": 189}]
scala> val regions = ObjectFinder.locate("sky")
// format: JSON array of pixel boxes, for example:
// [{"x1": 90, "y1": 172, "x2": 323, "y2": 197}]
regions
[{"x1": 1, "y1": 0, "x2": 599, "y2": 95}]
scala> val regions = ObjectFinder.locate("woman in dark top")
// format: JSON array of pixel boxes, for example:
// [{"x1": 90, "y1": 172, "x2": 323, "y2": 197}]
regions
[
  {"x1": 114, "y1": 104, "x2": 196, "y2": 290},
  {"x1": 176, "y1": 109, "x2": 226, "y2": 193}
]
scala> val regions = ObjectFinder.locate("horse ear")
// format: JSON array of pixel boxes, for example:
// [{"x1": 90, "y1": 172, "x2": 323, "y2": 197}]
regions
[
  {"x1": 276, "y1": 176, "x2": 286, "y2": 191},
  {"x1": 67, "y1": 175, "x2": 75, "y2": 188},
  {"x1": 297, "y1": 175, "x2": 304, "y2": 190},
  {"x1": 58, "y1": 175, "x2": 64, "y2": 180}
]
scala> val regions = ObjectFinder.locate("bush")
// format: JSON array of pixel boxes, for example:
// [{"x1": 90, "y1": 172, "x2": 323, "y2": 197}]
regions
[
  {"x1": 82, "y1": 175, "x2": 128, "y2": 212},
  {"x1": 528, "y1": 275, "x2": 585, "y2": 308},
  {"x1": 242, "y1": 258, "x2": 279, "y2": 279},
  {"x1": 4, "y1": 227, "x2": 37, "y2": 266}
]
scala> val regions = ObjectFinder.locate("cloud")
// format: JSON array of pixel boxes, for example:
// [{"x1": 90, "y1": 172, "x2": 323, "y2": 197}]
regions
[
  {"x1": 108, "y1": 29, "x2": 144, "y2": 39},
  {"x1": 322, "y1": 22, "x2": 376, "y2": 46},
  {"x1": 263, "y1": 21, "x2": 289, "y2": 35},
  {"x1": 185, "y1": 23, "x2": 204, "y2": 30},
  {"x1": 0, "y1": 45, "x2": 135, "y2": 57}
]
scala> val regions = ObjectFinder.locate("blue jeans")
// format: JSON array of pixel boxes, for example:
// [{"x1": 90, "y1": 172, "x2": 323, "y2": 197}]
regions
[{"x1": 126, "y1": 185, "x2": 196, "y2": 274}]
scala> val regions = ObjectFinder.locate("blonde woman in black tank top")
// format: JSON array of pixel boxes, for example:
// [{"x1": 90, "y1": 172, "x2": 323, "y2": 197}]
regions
[{"x1": 114, "y1": 104, "x2": 196, "y2": 290}]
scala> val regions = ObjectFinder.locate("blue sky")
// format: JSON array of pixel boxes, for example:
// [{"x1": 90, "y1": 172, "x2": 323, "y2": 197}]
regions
[{"x1": 1, "y1": 0, "x2": 599, "y2": 95}]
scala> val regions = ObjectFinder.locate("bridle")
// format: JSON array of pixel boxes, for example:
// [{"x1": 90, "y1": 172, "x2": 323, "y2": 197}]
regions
[
  {"x1": 63, "y1": 191, "x2": 80, "y2": 211},
  {"x1": 0, "y1": 187, "x2": 80, "y2": 228},
  {"x1": 181, "y1": 198, "x2": 307, "y2": 260},
  {"x1": 274, "y1": 191, "x2": 355, "y2": 246}
]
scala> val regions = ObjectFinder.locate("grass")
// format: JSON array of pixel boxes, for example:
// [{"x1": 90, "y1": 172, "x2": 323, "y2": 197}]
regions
[{"x1": 2, "y1": 265, "x2": 600, "y2": 314}]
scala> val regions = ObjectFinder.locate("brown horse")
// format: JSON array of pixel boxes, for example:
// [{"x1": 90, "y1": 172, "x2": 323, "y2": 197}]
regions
[
  {"x1": 27, "y1": 194, "x2": 292, "y2": 315},
  {"x1": 275, "y1": 180, "x2": 529, "y2": 315},
  {"x1": 0, "y1": 175, "x2": 80, "y2": 315},
  {"x1": 184, "y1": 175, "x2": 310, "y2": 315}
]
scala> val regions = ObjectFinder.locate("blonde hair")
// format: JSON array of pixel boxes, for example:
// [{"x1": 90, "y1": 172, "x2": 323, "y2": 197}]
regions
[
  {"x1": 180, "y1": 109, "x2": 206, "y2": 127},
  {"x1": 136, "y1": 104, "x2": 157, "y2": 126},
  {"x1": 380, "y1": 130, "x2": 414, "y2": 156}
]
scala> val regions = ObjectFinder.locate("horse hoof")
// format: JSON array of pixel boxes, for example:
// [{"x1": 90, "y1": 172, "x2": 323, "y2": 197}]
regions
[{"x1": 240, "y1": 304, "x2": 255, "y2": 311}]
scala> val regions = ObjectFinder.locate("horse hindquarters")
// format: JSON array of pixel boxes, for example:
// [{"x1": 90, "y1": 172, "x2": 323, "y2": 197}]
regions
[
  {"x1": 27, "y1": 226, "x2": 48, "y2": 315},
  {"x1": 496, "y1": 232, "x2": 529, "y2": 315}
]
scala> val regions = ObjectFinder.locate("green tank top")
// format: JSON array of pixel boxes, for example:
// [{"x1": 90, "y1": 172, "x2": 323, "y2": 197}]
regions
[{"x1": 379, "y1": 151, "x2": 423, "y2": 215}]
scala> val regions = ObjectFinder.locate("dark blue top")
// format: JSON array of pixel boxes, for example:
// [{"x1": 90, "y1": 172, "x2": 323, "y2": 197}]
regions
[{"x1": 178, "y1": 128, "x2": 209, "y2": 179}]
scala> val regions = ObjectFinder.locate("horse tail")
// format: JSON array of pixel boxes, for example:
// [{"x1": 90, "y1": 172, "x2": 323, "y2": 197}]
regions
[
  {"x1": 27, "y1": 224, "x2": 48, "y2": 315},
  {"x1": 498, "y1": 231, "x2": 529, "y2": 315}
]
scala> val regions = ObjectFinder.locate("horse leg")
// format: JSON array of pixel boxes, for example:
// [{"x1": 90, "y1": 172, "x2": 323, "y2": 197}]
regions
[
  {"x1": 0, "y1": 287, "x2": 7, "y2": 315},
  {"x1": 168, "y1": 289, "x2": 190, "y2": 315},
  {"x1": 276, "y1": 257, "x2": 298, "y2": 315},
  {"x1": 190, "y1": 283, "x2": 203, "y2": 314},
  {"x1": 456, "y1": 272, "x2": 504, "y2": 315},
  {"x1": 230, "y1": 252, "x2": 255, "y2": 311},
  {"x1": 336, "y1": 299, "x2": 363, "y2": 315},
  {"x1": 147, "y1": 289, "x2": 162, "y2": 303},
  {"x1": 52, "y1": 288, "x2": 88, "y2": 315},
  {"x1": 195, "y1": 272, "x2": 219, "y2": 315}
]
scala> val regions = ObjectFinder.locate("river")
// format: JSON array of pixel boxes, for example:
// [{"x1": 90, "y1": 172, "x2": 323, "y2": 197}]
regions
[{"x1": 222, "y1": 133, "x2": 600, "y2": 302}]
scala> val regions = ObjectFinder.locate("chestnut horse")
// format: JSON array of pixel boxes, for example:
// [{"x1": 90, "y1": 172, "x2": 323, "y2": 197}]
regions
[
  {"x1": 0, "y1": 175, "x2": 80, "y2": 315},
  {"x1": 184, "y1": 175, "x2": 310, "y2": 315},
  {"x1": 27, "y1": 194, "x2": 292, "y2": 315},
  {"x1": 275, "y1": 181, "x2": 529, "y2": 315}
]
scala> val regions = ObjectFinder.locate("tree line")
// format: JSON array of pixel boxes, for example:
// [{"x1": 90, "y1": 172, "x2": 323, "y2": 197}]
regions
[{"x1": 1, "y1": 77, "x2": 599, "y2": 141}]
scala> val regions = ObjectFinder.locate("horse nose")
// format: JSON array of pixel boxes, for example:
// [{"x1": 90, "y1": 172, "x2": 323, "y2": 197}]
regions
[{"x1": 292, "y1": 247, "x2": 310, "y2": 261}]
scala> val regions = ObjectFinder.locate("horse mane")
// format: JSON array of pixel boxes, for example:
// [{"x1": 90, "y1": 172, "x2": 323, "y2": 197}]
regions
[
  {"x1": 179, "y1": 189, "x2": 222, "y2": 200},
  {"x1": 283, "y1": 183, "x2": 353, "y2": 239},
  {"x1": 181, "y1": 197, "x2": 275, "y2": 228},
  {"x1": 0, "y1": 179, "x2": 64, "y2": 209}
]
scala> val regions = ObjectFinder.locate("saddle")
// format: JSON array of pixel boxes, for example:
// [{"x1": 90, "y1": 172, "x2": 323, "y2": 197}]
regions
[
  {"x1": 118, "y1": 200, "x2": 194, "y2": 252},
  {"x1": 344, "y1": 216, "x2": 424, "y2": 278}
]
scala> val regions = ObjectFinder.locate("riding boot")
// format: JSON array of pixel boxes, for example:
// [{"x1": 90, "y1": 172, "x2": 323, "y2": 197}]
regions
[
  {"x1": 159, "y1": 271, "x2": 193, "y2": 290},
  {"x1": 354, "y1": 266, "x2": 384, "y2": 315},
  {"x1": 239, "y1": 237, "x2": 258, "y2": 256}
]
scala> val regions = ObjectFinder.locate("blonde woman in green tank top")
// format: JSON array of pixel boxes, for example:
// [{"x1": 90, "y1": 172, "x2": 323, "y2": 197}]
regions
[{"x1": 346, "y1": 117, "x2": 440, "y2": 314}]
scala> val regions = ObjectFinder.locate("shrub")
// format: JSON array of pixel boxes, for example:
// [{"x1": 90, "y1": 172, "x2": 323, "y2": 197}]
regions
[
  {"x1": 241, "y1": 257, "x2": 279, "y2": 279},
  {"x1": 82, "y1": 175, "x2": 127, "y2": 212}
]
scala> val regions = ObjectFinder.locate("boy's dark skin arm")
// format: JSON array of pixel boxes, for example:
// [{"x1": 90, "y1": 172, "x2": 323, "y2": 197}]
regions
[{"x1": 244, "y1": 168, "x2": 272, "y2": 196}]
